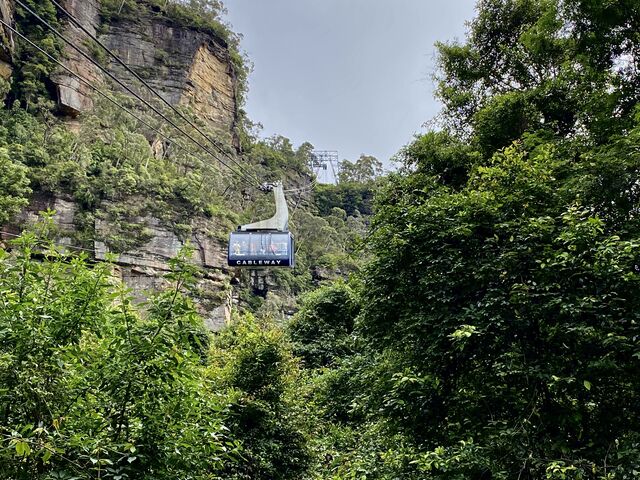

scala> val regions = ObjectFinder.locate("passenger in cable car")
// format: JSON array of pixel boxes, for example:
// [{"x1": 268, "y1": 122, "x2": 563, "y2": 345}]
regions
[{"x1": 228, "y1": 232, "x2": 294, "y2": 267}]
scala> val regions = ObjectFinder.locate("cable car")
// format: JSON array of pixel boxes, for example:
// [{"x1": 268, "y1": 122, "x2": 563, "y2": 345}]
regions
[
  {"x1": 228, "y1": 181, "x2": 295, "y2": 268},
  {"x1": 228, "y1": 231, "x2": 294, "y2": 267}
]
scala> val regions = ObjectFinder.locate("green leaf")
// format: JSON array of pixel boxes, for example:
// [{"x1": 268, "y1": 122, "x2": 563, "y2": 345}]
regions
[
  {"x1": 42, "y1": 449, "x2": 52, "y2": 463},
  {"x1": 15, "y1": 441, "x2": 31, "y2": 457}
]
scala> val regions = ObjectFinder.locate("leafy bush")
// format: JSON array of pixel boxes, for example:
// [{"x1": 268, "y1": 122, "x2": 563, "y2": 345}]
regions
[
  {"x1": 0, "y1": 227, "x2": 239, "y2": 479},
  {"x1": 210, "y1": 315, "x2": 311, "y2": 479},
  {"x1": 0, "y1": 147, "x2": 31, "y2": 225},
  {"x1": 288, "y1": 282, "x2": 360, "y2": 369}
]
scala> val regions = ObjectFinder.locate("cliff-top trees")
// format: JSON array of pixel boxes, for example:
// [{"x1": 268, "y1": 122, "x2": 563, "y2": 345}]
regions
[
  {"x1": 338, "y1": 154, "x2": 383, "y2": 185},
  {"x1": 436, "y1": 0, "x2": 640, "y2": 147}
]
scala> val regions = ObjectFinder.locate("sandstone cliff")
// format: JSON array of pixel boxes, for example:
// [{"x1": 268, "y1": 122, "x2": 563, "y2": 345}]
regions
[
  {"x1": 57, "y1": 1, "x2": 239, "y2": 144},
  {"x1": 0, "y1": 0, "x2": 13, "y2": 79},
  {"x1": 0, "y1": 0, "x2": 243, "y2": 329},
  {"x1": 0, "y1": 0, "x2": 239, "y2": 140},
  {"x1": 51, "y1": 0, "x2": 103, "y2": 114}
]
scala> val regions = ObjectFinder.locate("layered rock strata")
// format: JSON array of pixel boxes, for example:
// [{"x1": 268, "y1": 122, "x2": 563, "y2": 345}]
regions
[
  {"x1": 0, "y1": 0, "x2": 13, "y2": 79},
  {"x1": 0, "y1": 1, "x2": 241, "y2": 329}
]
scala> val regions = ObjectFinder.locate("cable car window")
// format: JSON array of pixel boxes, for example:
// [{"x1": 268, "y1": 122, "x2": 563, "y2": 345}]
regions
[{"x1": 228, "y1": 232, "x2": 294, "y2": 267}]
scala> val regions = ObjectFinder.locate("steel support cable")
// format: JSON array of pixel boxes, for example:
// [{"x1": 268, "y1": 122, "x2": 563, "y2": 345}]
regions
[
  {"x1": 283, "y1": 185, "x2": 315, "y2": 194},
  {"x1": 283, "y1": 179, "x2": 318, "y2": 194},
  {"x1": 15, "y1": 0, "x2": 257, "y2": 188},
  {"x1": 47, "y1": 0, "x2": 262, "y2": 187},
  {"x1": 0, "y1": 18, "x2": 210, "y2": 169},
  {"x1": 1, "y1": 22, "x2": 245, "y2": 235}
]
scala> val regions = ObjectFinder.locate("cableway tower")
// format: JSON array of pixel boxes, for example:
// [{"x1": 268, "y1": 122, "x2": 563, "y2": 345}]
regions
[{"x1": 310, "y1": 150, "x2": 339, "y2": 184}]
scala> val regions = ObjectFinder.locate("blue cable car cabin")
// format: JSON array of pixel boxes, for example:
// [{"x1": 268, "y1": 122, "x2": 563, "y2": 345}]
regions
[{"x1": 228, "y1": 231, "x2": 295, "y2": 268}]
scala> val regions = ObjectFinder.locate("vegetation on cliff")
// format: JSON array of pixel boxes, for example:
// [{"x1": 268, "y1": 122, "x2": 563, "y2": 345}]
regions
[{"x1": 11, "y1": 0, "x2": 63, "y2": 110}]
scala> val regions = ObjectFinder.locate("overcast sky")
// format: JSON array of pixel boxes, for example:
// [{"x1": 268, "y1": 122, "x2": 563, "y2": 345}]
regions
[{"x1": 224, "y1": 1, "x2": 477, "y2": 170}]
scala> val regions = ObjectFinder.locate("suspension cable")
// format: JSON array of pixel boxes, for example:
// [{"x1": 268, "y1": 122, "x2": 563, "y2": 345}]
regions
[
  {"x1": 14, "y1": 0, "x2": 258, "y2": 188},
  {"x1": 1, "y1": 230, "x2": 97, "y2": 254},
  {"x1": 49, "y1": 0, "x2": 256, "y2": 183},
  {"x1": 0, "y1": 18, "x2": 212, "y2": 168}
]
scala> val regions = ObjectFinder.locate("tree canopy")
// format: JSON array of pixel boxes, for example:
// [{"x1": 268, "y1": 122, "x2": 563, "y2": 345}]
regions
[
  {"x1": 338, "y1": 154, "x2": 383, "y2": 185},
  {"x1": 436, "y1": 0, "x2": 640, "y2": 146},
  {"x1": 294, "y1": 0, "x2": 640, "y2": 478}
]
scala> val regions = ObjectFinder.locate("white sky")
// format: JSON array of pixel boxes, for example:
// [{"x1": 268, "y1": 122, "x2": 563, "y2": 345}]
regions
[{"x1": 224, "y1": 1, "x2": 477, "y2": 168}]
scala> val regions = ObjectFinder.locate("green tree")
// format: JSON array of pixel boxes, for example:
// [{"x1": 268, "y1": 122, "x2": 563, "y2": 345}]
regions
[
  {"x1": 436, "y1": 0, "x2": 640, "y2": 145},
  {"x1": 301, "y1": 2, "x2": 640, "y2": 475},
  {"x1": 398, "y1": 130, "x2": 481, "y2": 189},
  {"x1": 314, "y1": 183, "x2": 375, "y2": 217},
  {"x1": 338, "y1": 154, "x2": 383, "y2": 184},
  {"x1": 0, "y1": 229, "x2": 238, "y2": 479},
  {"x1": 288, "y1": 282, "x2": 360, "y2": 369},
  {"x1": 0, "y1": 147, "x2": 30, "y2": 225},
  {"x1": 354, "y1": 134, "x2": 640, "y2": 477},
  {"x1": 211, "y1": 315, "x2": 311, "y2": 480}
]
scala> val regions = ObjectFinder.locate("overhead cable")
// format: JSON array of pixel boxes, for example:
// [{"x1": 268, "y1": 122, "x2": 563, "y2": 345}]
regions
[
  {"x1": 15, "y1": 0, "x2": 258, "y2": 188},
  {"x1": 0, "y1": 230, "x2": 97, "y2": 254},
  {"x1": 284, "y1": 180, "x2": 317, "y2": 193},
  {"x1": 48, "y1": 0, "x2": 260, "y2": 186}
]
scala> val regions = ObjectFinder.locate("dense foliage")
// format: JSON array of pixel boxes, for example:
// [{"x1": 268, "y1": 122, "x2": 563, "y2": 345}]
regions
[
  {"x1": 3, "y1": 0, "x2": 640, "y2": 478},
  {"x1": 211, "y1": 316, "x2": 311, "y2": 479},
  {"x1": 353, "y1": 132, "x2": 640, "y2": 478},
  {"x1": 436, "y1": 0, "x2": 640, "y2": 146},
  {"x1": 337, "y1": 155, "x2": 383, "y2": 185},
  {"x1": 10, "y1": 0, "x2": 62, "y2": 110},
  {"x1": 314, "y1": 183, "x2": 375, "y2": 217},
  {"x1": 0, "y1": 227, "x2": 321, "y2": 479},
  {"x1": 292, "y1": 0, "x2": 640, "y2": 478},
  {"x1": 0, "y1": 230, "x2": 239, "y2": 479},
  {"x1": 288, "y1": 282, "x2": 360, "y2": 369}
]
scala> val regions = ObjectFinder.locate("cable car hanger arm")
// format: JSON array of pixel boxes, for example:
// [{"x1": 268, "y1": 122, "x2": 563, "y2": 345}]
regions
[{"x1": 239, "y1": 181, "x2": 289, "y2": 232}]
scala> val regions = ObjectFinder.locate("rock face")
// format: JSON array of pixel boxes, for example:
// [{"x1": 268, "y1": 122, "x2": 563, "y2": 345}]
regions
[
  {"x1": 1, "y1": 193, "x2": 78, "y2": 245},
  {"x1": 0, "y1": 0, "x2": 13, "y2": 79},
  {"x1": 95, "y1": 214, "x2": 233, "y2": 331},
  {"x1": 0, "y1": 1, "x2": 241, "y2": 329},
  {"x1": 0, "y1": 1, "x2": 240, "y2": 136},
  {"x1": 1, "y1": 194, "x2": 234, "y2": 331},
  {"x1": 99, "y1": 11, "x2": 239, "y2": 145},
  {"x1": 52, "y1": 0, "x2": 103, "y2": 115},
  {"x1": 14, "y1": 0, "x2": 241, "y2": 144},
  {"x1": 181, "y1": 43, "x2": 238, "y2": 143}
]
